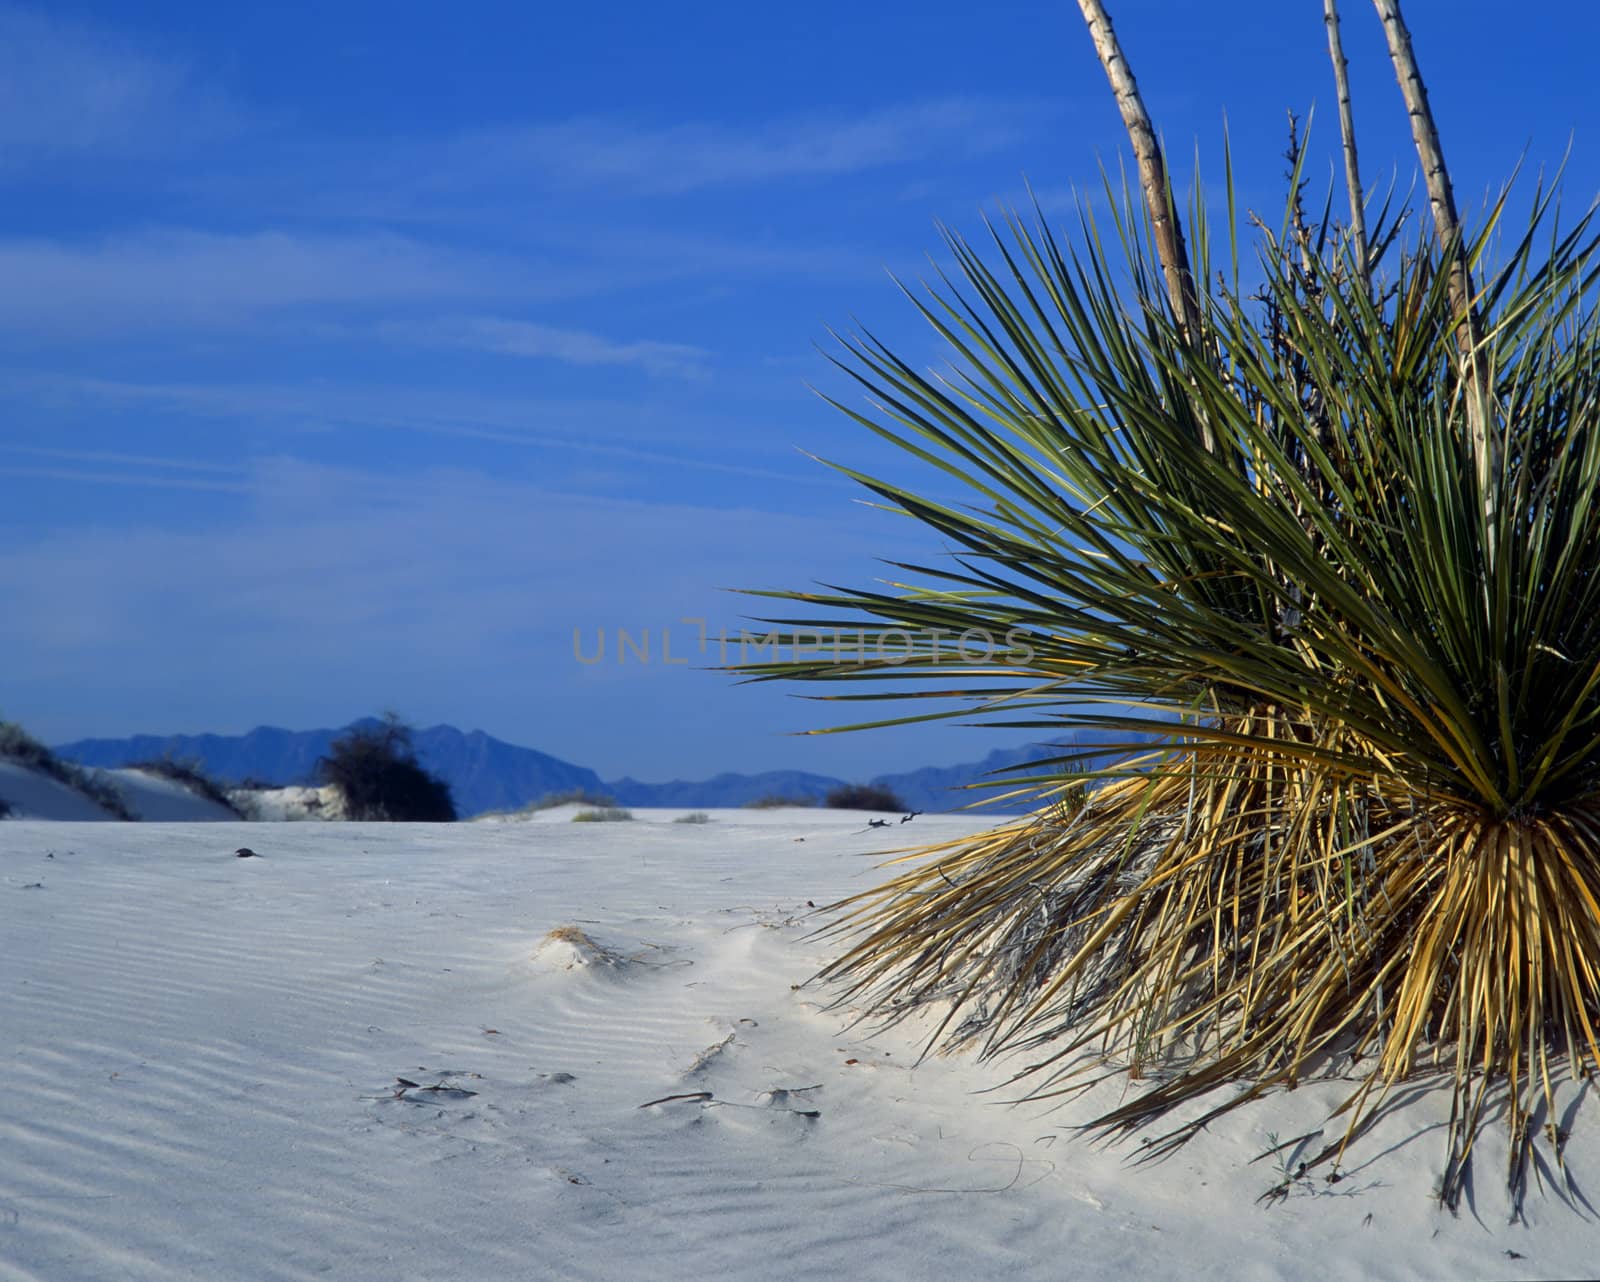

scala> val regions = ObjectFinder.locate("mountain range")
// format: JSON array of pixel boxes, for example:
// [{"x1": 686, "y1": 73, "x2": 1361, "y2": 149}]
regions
[{"x1": 55, "y1": 721, "x2": 1157, "y2": 818}]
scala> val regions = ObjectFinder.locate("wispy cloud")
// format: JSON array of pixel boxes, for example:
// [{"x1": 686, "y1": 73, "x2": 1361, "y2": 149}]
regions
[
  {"x1": 0, "y1": 3, "x2": 242, "y2": 159},
  {"x1": 0, "y1": 459, "x2": 907, "y2": 657},
  {"x1": 0, "y1": 220, "x2": 879, "y2": 339},
  {"x1": 0, "y1": 442, "x2": 249, "y2": 473},
  {"x1": 0, "y1": 442, "x2": 253, "y2": 493},
  {"x1": 191, "y1": 96, "x2": 1053, "y2": 220},
  {"x1": 450, "y1": 98, "x2": 1047, "y2": 195},
  {"x1": 388, "y1": 316, "x2": 713, "y2": 378},
  {"x1": 0, "y1": 464, "x2": 252, "y2": 493},
  {"x1": 0, "y1": 229, "x2": 541, "y2": 333},
  {"x1": 0, "y1": 373, "x2": 845, "y2": 488}
]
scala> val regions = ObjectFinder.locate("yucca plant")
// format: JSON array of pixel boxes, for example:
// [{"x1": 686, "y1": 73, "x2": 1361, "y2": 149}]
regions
[{"x1": 732, "y1": 0, "x2": 1600, "y2": 1211}]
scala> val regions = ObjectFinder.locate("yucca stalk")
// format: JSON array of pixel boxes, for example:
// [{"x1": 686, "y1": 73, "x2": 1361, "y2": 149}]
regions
[
  {"x1": 1324, "y1": 0, "x2": 1370, "y2": 294},
  {"x1": 733, "y1": 122, "x2": 1600, "y2": 1207},
  {"x1": 1076, "y1": 0, "x2": 1206, "y2": 358},
  {"x1": 1372, "y1": 0, "x2": 1495, "y2": 501}
]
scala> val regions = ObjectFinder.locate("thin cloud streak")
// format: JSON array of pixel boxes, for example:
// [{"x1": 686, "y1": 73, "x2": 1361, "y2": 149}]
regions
[
  {"x1": 0, "y1": 442, "x2": 249, "y2": 474},
  {"x1": 0, "y1": 373, "x2": 846, "y2": 490},
  {"x1": 388, "y1": 316, "x2": 713, "y2": 378},
  {"x1": 0, "y1": 224, "x2": 878, "y2": 339},
  {"x1": 178, "y1": 96, "x2": 1054, "y2": 224},
  {"x1": 0, "y1": 464, "x2": 253, "y2": 493},
  {"x1": 0, "y1": 229, "x2": 539, "y2": 332},
  {"x1": 0, "y1": 3, "x2": 243, "y2": 160},
  {"x1": 449, "y1": 98, "x2": 1048, "y2": 195}
]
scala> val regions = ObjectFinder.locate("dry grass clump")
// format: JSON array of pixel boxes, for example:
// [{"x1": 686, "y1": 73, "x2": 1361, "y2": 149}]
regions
[
  {"x1": 822, "y1": 713, "x2": 1600, "y2": 1203},
  {"x1": 572, "y1": 807, "x2": 634, "y2": 823},
  {"x1": 538, "y1": 925, "x2": 629, "y2": 970}
]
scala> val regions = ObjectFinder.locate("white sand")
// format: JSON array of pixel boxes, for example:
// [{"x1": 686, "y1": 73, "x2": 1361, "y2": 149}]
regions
[
  {"x1": 1, "y1": 809, "x2": 1594, "y2": 1280},
  {"x1": 240, "y1": 783, "x2": 346, "y2": 822}
]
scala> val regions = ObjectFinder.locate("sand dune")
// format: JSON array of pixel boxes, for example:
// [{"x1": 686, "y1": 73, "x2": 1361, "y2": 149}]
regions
[
  {"x1": 0, "y1": 761, "x2": 118, "y2": 821},
  {"x1": 1, "y1": 812, "x2": 1593, "y2": 1280},
  {"x1": 0, "y1": 762, "x2": 239, "y2": 822}
]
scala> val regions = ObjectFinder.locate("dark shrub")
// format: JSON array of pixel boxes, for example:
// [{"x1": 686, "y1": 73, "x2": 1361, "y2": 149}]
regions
[
  {"x1": 743, "y1": 794, "x2": 817, "y2": 809},
  {"x1": 317, "y1": 717, "x2": 456, "y2": 822},
  {"x1": 0, "y1": 797, "x2": 11, "y2": 819},
  {"x1": 824, "y1": 783, "x2": 906, "y2": 812}
]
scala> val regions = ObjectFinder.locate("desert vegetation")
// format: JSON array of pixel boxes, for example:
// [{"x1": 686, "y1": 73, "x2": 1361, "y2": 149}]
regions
[
  {"x1": 734, "y1": 0, "x2": 1600, "y2": 1208},
  {"x1": 743, "y1": 794, "x2": 818, "y2": 809},
  {"x1": 317, "y1": 716, "x2": 457, "y2": 822},
  {"x1": 572, "y1": 807, "x2": 635, "y2": 823},
  {"x1": 0, "y1": 720, "x2": 136, "y2": 819},
  {"x1": 823, "y1": 783, "x2": 907, "y2": 812},
  {"x1": 531, "y1": 789, "x2": 617, "y2": 811},
  {"x1": 128, "y1": 756, "x2": 250, "y2": 819}
]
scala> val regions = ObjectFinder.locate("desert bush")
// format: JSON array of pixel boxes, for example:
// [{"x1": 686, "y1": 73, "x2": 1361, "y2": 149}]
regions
[
  {"x1": 0, "y1": 721, "x2": 52, "y2": 772},
  {"x1": 824, "y1": 783, "x2": 906, "y2": 812},
  {"x1": 729, "y1": 0, "x2": 1600, "y2": 1209},
  {"x1": 742, "y1": 794, "x2": 817, "y2": 809},
  {"x1": 0, "y1": 720, "x2": 136, "y2": 819},
  {"x1": 529, "y1": 788, "x2": 616, "y2": 810},
  {"x1": 129, "y1": 756, "x2": 248, "y2": 818},
  {"x1": 674, "y1": 811, "x2": 712, "y2": 824},
  {"x1": 572, "y1": 807, "x2": 633, "y2": 823},
  {"x1": 317, "y1": 717, "x2": 456, "y2": 822}
]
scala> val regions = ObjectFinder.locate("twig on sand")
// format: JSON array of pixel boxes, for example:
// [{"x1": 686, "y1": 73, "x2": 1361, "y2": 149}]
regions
[
  {"x1": 638, "y1": 1091, "x2": 714, "y2": 1109},
  {"x1": 685, "y1": 1033, "x2": 736, "y2": 1075}
]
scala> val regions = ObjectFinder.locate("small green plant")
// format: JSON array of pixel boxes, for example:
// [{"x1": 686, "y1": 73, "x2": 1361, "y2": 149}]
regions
[
  {"x1": 0, "y1": 720, "x2": 136, "y2": 819},
  {"x1": 743, "y1": 794, "x2": 817, "y2": 809},
  {"x1": 824, "y1": 783, "x2": 906, "y2": 812},
  {"x1": 129, "y1": 756, "x2": 248, "y2": 818},
  {"x1": 1256, "y1": 1132, "x2": 1320, "y2": 1205},
  {"x1": 317, "y1": 715, "x2": 456, "y2": 822},
  {"x1": 674, "y1": 811, "x2": 712, "y2": 824},
  {"x1": 572, "y1": 807, "x2": 634, "y2": 822}
]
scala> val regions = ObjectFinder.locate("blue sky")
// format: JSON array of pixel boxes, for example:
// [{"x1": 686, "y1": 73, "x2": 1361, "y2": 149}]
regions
[{"x1": 4, "y1": 0, "x2": 1599, "y2": 781}]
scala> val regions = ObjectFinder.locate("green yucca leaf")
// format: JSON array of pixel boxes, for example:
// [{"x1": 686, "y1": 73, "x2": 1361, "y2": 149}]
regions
[{"x1": 732, "y1": 133, "x2": 1600, "y2": 1206}]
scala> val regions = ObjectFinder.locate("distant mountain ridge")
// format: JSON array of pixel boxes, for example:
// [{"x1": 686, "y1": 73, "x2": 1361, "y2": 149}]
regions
[{"x1": 56, "y1": 722, "x2": 1158, "y2": 818}]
